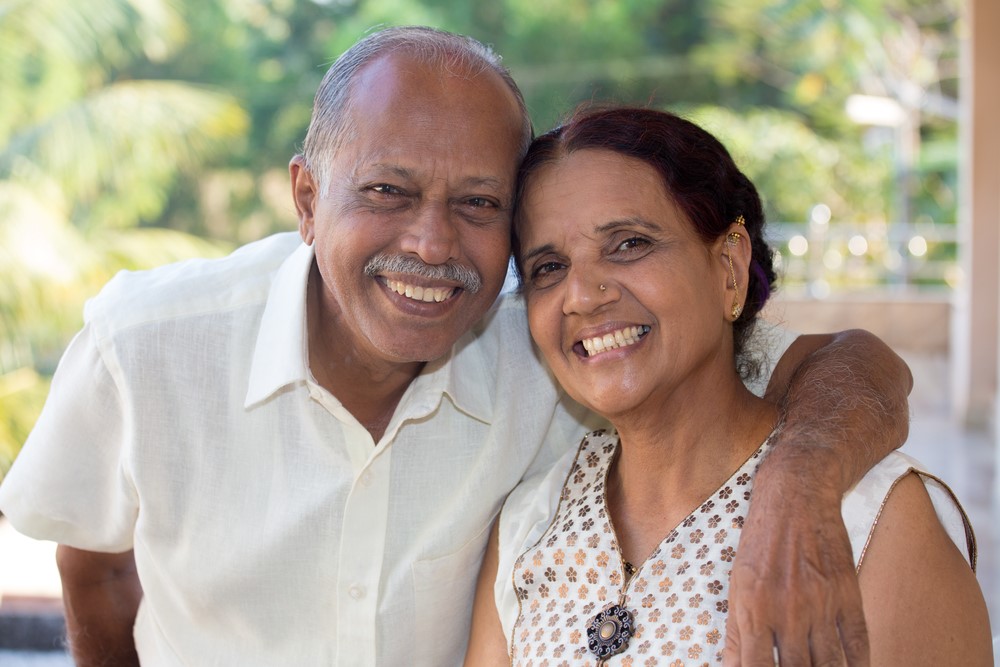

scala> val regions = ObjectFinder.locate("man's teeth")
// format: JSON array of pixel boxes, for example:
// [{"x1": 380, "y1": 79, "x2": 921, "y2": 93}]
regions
[
  {"x1": 581, "y1": 326, "x2": 650, "y2": 357},
  {"x1": 386, "y1": 279, "x2": 454, "y2": 303}
]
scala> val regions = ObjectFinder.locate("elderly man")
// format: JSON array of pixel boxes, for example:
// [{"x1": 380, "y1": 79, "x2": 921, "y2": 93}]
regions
[{"x1": 0, "y1": 26, "x2": 909, "y2": 666}]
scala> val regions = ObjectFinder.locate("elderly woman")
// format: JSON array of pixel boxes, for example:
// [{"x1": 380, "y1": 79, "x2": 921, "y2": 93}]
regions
[{"x1": 465, "y1": 107, "x2": 992, "y2": 665}]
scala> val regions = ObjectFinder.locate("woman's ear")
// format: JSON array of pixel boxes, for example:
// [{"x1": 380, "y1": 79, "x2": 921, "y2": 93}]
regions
[
  {"x1": 714, "y1": 222, "x2": 753, "y2": 321},
  {"x1": 289, "y1": 155, "x2": 318, "y2": 246}
]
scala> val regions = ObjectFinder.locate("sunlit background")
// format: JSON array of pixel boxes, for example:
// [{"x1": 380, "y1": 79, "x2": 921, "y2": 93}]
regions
[{"x1": 1, "y1": 0, "x2": 999, "y2": 651}]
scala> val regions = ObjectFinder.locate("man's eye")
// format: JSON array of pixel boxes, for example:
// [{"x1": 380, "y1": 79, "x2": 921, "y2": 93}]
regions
[{"x1": 371, "y1": 184, "x2": 402, "y2": 195}]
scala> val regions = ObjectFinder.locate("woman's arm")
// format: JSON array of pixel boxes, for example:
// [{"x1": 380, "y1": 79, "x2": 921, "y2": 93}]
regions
[
  {"x1": 726, "y1": 328, "x2": 913, "y2": 665},
  {"x1": 859, "y1": 473, "x2": 992, "y2": 665},
  {"x1": 464, "y1": 520, "x2": 510, "y2": 666}
]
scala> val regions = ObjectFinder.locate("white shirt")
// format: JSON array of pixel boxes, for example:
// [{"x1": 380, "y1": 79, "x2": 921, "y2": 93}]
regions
[{"x1": 0, "y1": 232, "x2": 597, "y2": 666}]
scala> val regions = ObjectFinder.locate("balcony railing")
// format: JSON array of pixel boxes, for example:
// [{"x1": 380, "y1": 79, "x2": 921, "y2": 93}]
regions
[{"x1": 767, "y1": 214, "x2": 958, "y2": 298}]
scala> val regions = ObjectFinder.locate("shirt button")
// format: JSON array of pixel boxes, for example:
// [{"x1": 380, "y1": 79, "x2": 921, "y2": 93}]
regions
[
  {"x1": 359, "y1": 471, "x2": 373, "y2": 487},
  {"x1": 348, "y1": 584, "x2": 366, "y2": 600}
]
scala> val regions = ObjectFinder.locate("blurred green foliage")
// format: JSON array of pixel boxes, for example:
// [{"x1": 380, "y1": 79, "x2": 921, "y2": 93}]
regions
[{"x1": 0, "y1": 0, "x2": 960, "y2": 475}]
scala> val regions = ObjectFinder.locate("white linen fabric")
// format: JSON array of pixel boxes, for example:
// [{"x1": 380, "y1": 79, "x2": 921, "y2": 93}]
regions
[
  {"x1": 495, "y1": 430, "x2": 975, "y2": 665},
  {"x1": 0, "y1": 233, "x2": 594, "y2": 666}
]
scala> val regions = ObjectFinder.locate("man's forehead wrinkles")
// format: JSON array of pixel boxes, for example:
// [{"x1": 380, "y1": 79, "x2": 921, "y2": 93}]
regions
[
  {"x1": 365, "y1": 163, "x2": 414, "y2": 179},
  {"x1": 358, "y1": 161, "x2": 510, "y2": 191}
]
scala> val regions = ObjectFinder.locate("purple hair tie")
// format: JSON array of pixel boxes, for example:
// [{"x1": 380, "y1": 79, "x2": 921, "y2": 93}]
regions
[{"x1": 750, "y1": 259, "x2": 771, "y2": 304}]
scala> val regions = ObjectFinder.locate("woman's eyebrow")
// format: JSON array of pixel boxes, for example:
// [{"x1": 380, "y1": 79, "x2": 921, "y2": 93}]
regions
[
  {"x1": 521, "y1": 243, "x2": 556, "y2": 264},
  {"x1": 593, "y1": 217, "x2": 658, "y2": 234}
]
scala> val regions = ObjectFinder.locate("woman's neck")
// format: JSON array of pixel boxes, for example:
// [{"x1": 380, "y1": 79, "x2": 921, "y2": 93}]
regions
[{"x1": 605, "y1": 378, "x2": 778, "y2": 568}]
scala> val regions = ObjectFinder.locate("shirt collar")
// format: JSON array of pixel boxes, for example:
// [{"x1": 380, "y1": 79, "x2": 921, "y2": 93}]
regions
[
  {"x1": 410, "y1": 315, "x2": 497, "y2": 425},
  {"x1": 244, "y1": 240, "x2": 498, "y2": 425},
  {"x1": 244, "y1": 240, "x2": 313, "y2": 408}
]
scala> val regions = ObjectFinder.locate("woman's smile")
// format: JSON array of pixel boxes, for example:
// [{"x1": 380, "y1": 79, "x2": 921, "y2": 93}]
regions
[{"x1": 576, "y1": 325, "x2": 651, "y2": 358}]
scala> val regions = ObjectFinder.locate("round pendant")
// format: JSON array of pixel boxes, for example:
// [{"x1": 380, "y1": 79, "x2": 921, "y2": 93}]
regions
[{"x1": 586, "y1": 604, "x2": 634, "y2": 660}]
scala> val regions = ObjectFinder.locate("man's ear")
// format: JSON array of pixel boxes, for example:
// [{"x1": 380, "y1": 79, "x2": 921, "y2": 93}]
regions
[
  {"x1": 714, "y1": 224, "x2": 753, "y2": 321},
  {"x1": 289, "y1": 155, "x2": 318, "y2": 245}
]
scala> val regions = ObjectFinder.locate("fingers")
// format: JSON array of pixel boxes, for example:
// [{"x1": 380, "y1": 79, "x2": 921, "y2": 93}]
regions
[
  {"x1": 722, "y1": 605, "x2": 742, "y2": 665},
  {"x1": 803, "y1": 623, "x2": 845, "y2": 667},
  {"x1": 722, "y1": 577, "x2": 779, "y2": 667},
  {"x1": 724, "y1": 610, "x2": 870, "y2": 667},
  {"x1": 722, "y1": 540, "x2": 871, "y2": 666},
  {"x1": 774, "y1": 633, "x2": 813, "y2": 666},
  {"x1": 835, "y1": 604, "x2": 870, "y2": 667}
]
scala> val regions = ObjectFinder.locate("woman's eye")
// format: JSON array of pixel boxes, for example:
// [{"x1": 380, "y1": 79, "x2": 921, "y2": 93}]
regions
[
  {"x1": 529, "y1": 261, "x2": 565, "y2": 285},
  {"x1": 534, "y1": 261, "x2": 560, "y2": 276},
  {"x1": 617, "y1": 236, "x2": 650, "y2": 252}
]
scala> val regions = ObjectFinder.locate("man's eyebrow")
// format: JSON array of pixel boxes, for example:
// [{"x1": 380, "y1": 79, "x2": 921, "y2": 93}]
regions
[
  {"x1": 365, "y1": 165, "x2": 506, "y2": 190},
  {"x1": 367, "y1": 164, "x2": 415, "y2": 180},
  {"x1": 460, "y1": 176, "x2": 506, "y2": 191}
]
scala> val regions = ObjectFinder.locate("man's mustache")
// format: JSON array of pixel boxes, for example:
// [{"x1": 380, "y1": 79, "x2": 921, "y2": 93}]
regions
[{"x1": 364, "y1": 253, "x2": 483, "y2": 294}]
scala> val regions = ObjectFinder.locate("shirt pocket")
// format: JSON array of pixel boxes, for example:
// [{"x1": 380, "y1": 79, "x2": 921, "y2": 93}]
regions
[{"x1": 410, "y1": 520, "x2": 492, "y2": 665}]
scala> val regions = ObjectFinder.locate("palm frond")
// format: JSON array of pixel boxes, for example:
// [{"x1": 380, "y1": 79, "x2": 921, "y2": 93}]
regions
[{"x1": 3, "y1": 80, "x2": 249, "y2": 226}]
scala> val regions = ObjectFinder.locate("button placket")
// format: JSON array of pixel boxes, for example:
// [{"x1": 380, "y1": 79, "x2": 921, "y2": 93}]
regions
[{"x1": 334, "y1": 450, "x2": 390, "y2": 665}]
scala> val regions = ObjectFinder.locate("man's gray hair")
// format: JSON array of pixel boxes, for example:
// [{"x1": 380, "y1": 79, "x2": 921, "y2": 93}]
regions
[{"x1": 301, "y1": 25, "x2": 533, "y2": 192}]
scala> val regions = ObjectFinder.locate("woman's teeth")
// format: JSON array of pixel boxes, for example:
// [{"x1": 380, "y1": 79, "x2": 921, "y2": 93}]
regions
[
  {"x1": 386, "y1": 279, "x2": 454, "y2": 303},
  {"x1": 581, "y1": 326, "x2": 650, "y2": 357}
]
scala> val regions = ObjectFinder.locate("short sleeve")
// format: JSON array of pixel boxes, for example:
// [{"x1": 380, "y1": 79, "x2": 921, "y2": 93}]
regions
[
  {"x1": 843, "y1": 451, "x2": 976, "y2": 569},
  {"x1": 0, "y1": 321, "x2": 138, "y2": 552}
]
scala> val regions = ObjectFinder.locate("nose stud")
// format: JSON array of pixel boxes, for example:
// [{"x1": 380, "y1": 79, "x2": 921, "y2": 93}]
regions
[{"x1": 599, "y1": 284, "x2": 606, "y2": 292}]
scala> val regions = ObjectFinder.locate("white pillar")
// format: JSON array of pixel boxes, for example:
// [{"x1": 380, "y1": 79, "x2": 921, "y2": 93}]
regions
[{"x1": 953, "y1": 0, "x2": 1000, "y2": 430}]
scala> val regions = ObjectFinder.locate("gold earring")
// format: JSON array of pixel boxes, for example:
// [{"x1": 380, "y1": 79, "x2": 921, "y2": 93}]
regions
[
  {"x1": 735, "y1": 214, "x2": 745, "y2": 227},
  {"x1": 727, "y1": 247, "x2": 741, "y2": 321}
]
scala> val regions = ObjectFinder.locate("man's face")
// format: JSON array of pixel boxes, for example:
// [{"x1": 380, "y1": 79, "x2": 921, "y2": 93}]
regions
[{"x1": 293, "y1": 53, "x2": 523, "y2": 368}]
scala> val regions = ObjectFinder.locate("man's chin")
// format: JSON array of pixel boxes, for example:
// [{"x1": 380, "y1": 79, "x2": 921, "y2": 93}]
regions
[{"x1": 372, "y1": 331, "x2": 463, "y2": 366}]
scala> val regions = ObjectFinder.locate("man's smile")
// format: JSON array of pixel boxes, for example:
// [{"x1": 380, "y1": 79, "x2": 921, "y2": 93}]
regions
[{"x1": 384, "y1": 278, "x2": 456, "y2": 303}]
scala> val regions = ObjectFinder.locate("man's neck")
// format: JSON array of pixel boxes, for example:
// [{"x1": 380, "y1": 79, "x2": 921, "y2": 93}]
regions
[
  {"x1": 311, "y1": 356, "x2": 424, "y2": 443},
  {"x1": 306, "y1": 271, "x2": 426, "y2": 443}
]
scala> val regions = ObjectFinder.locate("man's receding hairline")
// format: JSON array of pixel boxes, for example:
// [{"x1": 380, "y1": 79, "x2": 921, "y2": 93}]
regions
[
  {"x1": 301, "y1": 26, "x2": 533, "y2": 194},
  {"x1": 341, "y1": 50, "x2": 525, "y2": 133}
]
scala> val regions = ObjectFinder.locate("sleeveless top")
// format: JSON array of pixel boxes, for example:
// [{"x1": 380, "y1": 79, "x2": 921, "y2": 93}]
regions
[{"x1": 495, "y1": 429, "x2": 976, "y2": 666}]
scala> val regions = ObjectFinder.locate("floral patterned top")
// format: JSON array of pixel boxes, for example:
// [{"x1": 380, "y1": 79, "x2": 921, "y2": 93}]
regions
[{"x1": 495, "y1": 429, "x2": 975, "y2": 666}]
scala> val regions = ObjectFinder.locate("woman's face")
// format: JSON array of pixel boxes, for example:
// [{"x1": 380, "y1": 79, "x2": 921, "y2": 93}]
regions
[{"x1": 518, "y1": 148, "x2": 734, "y2": 419}]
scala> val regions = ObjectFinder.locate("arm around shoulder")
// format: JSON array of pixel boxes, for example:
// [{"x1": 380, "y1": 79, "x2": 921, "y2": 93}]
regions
[
  {"x1": 763, "y1": 328, "x2": 913, "y2": 491},
  {"x1": 724, "y1": 328, "x2": 913, "y2": 665}
]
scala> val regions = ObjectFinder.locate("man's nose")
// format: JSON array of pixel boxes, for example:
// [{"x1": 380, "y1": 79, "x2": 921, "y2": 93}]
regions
[{"x1": 399, "y1": 200, "x2": 460, "y2": 265}]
